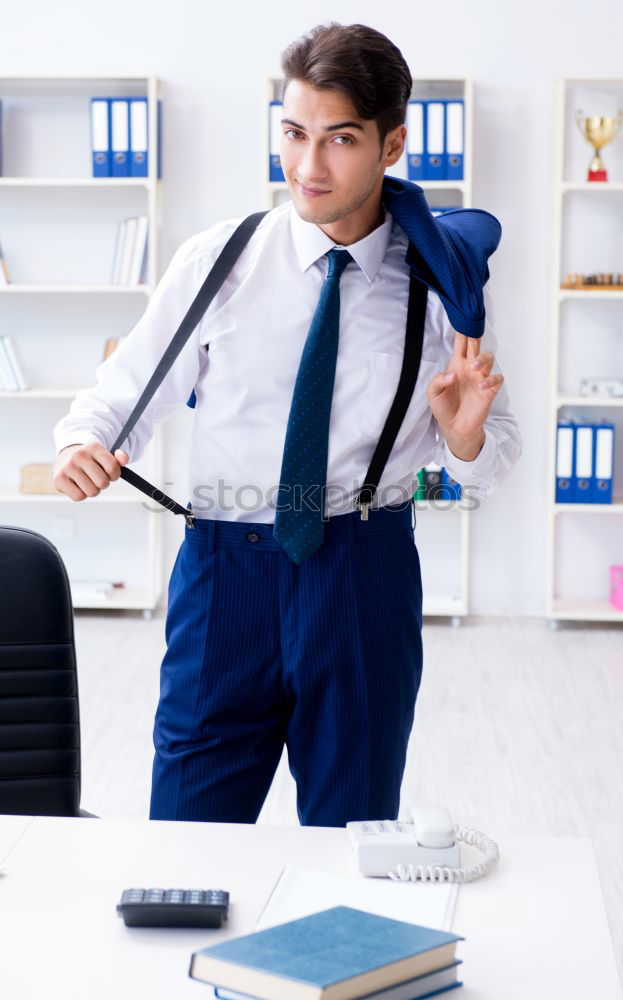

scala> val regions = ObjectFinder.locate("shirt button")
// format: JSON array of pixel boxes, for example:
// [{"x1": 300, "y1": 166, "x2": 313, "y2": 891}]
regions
[{"x1": 246, "y1": 532, "x2": 260, "y2": 543}]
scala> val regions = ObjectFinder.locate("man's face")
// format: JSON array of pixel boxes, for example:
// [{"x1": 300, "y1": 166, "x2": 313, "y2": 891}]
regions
[{"x1": 280, "y1": 79, "x2": 404, "y2": 227}]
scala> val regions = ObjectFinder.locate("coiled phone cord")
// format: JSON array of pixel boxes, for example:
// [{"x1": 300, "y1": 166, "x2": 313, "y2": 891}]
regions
[{"x1": 387, "y1": 825, "x2": 500, "y2": 884}]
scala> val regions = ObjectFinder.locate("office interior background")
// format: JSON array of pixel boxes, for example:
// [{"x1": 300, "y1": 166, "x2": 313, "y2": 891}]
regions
[{"x1": 2, "y1": 0, "x2": 623, "y2": 987}]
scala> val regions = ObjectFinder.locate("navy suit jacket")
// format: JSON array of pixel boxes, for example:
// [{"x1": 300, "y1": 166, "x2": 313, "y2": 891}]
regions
[{"x1": 382, "y1": 174, "x2": 501, "y2": 339}]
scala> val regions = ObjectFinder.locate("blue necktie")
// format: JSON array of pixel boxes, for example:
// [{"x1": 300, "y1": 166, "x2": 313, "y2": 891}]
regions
[{"x1": 273, "y1": 247, "x2": 353, "y2": 564}]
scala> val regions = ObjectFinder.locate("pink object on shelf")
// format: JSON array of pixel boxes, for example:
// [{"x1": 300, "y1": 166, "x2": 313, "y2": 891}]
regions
[{"x1": 610, "y1": 566, "x2": 623, "y2": 611}]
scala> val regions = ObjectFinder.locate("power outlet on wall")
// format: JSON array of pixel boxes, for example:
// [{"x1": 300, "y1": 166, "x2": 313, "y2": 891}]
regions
[{"x1": 51, "y1": 517, "x2": 75, "y2": 541}]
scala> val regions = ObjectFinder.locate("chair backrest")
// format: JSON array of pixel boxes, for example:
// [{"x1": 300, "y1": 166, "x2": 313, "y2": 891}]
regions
[{"x1": 0, "y1": 525, "x2": 81, "y2": 816}]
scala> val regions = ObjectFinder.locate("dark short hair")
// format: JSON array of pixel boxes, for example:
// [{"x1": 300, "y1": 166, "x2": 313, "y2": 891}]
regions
[{"x1": 280, "y1": 22, "x2": 412, "y2": 150}]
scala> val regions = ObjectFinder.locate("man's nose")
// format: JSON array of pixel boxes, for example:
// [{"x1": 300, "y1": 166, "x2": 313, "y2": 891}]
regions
[{"x1": 297, "y1": 143, "x2": 330, "y2": 182}]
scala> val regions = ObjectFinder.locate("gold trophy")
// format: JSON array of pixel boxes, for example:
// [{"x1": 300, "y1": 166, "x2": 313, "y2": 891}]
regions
[{"x1": 575, "y1": 110, "x2": 623, "y2": 181}]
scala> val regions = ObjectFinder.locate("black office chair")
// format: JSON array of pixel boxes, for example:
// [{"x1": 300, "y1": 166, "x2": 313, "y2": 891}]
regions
[{"x1": 0, "y1": 524, "x2": 95, "y2": 817}]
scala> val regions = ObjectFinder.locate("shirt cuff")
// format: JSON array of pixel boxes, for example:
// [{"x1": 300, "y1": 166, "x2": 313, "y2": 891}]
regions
[
  {"x1": 442, "y1": 426, "x2": 496, "y2": 490},
  {"x1": 53, "y1": 430, "x2": 106, "y2": 456}
]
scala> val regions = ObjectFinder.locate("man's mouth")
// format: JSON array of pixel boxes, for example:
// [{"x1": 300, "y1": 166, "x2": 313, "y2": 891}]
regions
[{"x1": 297, "y1": 181, "x2": 331, "y2": 197}]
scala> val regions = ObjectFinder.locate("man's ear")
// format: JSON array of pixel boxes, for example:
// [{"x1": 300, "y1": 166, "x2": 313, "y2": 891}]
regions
[{"x1": 383, "y1": 124, "x2": 406, "y2": 168}]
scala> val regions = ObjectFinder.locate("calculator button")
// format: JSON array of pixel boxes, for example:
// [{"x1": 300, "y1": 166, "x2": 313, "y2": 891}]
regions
[
  {"x1": 122, "y1": 890, "x2": 144, "y2": 902},
  {"x1": 145, "y1": 889, "x2": 165, "y2": 901}
]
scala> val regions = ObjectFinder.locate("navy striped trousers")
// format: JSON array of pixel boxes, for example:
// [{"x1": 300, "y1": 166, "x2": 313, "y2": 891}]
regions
[{"x1": 149, "y1": 499, "x2": 423, "y2": 827}]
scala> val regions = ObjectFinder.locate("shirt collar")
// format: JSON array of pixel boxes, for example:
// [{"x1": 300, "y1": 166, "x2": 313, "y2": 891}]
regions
[{"x1": 289, "y1": 202, "x2": 393, "y2": 284}]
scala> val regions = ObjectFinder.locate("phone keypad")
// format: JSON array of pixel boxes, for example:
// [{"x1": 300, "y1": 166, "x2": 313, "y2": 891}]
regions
[{"x1": 357, "y1": 820, "x2": 411, "y2": 836}]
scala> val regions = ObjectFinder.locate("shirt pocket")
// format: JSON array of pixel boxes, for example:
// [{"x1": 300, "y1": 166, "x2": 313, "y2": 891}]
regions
[{"x1": 358, "y1": 352, "x2": 441, "y2": 443}]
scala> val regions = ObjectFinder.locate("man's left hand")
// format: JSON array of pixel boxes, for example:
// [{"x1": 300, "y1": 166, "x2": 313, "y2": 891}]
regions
[{"x1": 426, "y1": 332, "x2": 505, "y2": 461}]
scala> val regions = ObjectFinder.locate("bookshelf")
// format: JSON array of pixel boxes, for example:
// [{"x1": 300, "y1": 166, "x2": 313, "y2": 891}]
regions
[
  {"x1": 265, "y1": 75, "x2": 475, "y2": 625},
  {"x1": 0, "y1": 74, "x2": 164, "y2": 617},
  {"x1": 546, "y1": 77, "x2": 623, "y2": 627}
]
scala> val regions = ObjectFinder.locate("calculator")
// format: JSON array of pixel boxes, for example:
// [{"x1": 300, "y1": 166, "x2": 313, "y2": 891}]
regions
[{"x1": 116, "y1": 888, "x2": 229, "y2": 928}]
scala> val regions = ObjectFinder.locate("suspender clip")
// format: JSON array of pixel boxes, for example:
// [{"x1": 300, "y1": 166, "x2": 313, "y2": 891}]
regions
[
  {"x1": 184, "y1": 511, "x2": 196, "y2": 529},
  {"x1": 354, "y1": 493, "x2": 371, "y2": 521}
]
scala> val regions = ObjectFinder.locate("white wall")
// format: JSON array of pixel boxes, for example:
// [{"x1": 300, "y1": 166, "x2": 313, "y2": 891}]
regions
[{"x1": 5, "y1": 0, "x2": 623, "y2": 616}]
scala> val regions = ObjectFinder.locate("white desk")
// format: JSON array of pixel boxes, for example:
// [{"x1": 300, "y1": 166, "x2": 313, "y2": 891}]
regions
[
  {"x1": 0, "y1": 817, "x2": 620, "y2": 1000},
  {"x1": 0, "y1": 813, "x2": 34, "y2": 864}
]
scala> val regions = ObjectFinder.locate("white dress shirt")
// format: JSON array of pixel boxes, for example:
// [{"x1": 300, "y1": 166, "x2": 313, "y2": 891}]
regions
[{"x1": 53, "y1": 200, "x2": 522, "y2": 523}]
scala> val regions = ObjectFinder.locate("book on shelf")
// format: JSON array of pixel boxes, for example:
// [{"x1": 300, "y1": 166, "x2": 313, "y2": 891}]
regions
[
  {"x1": 19, "y1": 463, "x2": 56, "y2": 494},
  {"x1": 404, "y1": 99, "x2": 465, "y2": 182},
  {"x1": 70, "y1": 579, "x2": 125, "y2": 603},
  {"x1": 555, "y1": 418, "x2": 615, "y2": 504},
  {"x1": 413, "y1": 465, "x2": 462, "y2": 501},
  {"x1": 0, "y1": 335, "x2": 29, "y2": 391},
  {"x1": 189, "y1": 905, "x2": 463, "y2": 999},
  {"x1": 111, "y1": 214, "x2": 148, "y2": 285},
  {"x1": 102, "y1": 334, "x2": 128, "y2": 361},
  {"x1": 0, "y1": 239, "x2": 10, "y2": 284},
  {"x1": 90, "y1": 96, "x2": 161, "y2": 179}
]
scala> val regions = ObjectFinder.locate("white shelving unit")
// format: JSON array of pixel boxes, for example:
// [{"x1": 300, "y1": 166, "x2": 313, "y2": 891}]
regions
[
  {"x1": 0, "y1": 74, "x2": 164, "y2": 617},
  {"x1": 265, "y1": 75, "x2": 475, "y2": 625},
  {"x1": 546, "y1": 77, "x2": 623, "y2": 627}
]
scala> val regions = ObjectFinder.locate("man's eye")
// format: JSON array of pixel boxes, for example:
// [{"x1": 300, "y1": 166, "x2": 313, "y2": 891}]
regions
[{"x1": 283, "y1": 130, "x2": 353, "y2": 145}]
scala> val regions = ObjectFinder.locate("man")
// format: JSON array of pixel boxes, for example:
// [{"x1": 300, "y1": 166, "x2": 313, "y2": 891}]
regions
[{"x1": 52, "y1": 22, "x2": 521, "y2": 826}]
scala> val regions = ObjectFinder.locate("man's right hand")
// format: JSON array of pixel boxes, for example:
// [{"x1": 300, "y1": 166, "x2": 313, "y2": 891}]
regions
[{"x1": 52, "y1": 441, "x2": 130, "y2": 502}]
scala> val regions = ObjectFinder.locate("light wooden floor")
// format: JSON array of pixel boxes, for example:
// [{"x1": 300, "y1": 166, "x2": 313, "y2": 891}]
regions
[{"x1": 73, "y1": 610, "x2": 623, "y2": 983}]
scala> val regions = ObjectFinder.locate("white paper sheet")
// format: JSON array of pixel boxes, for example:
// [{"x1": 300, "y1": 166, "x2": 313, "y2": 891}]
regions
[{"x1": 255, "y1": 864, "x2": 459, "y2": 934}]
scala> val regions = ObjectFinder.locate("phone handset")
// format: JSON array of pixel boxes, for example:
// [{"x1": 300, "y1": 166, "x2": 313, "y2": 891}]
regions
[{"x1": 346, "y1": 803, "x2": 499, "y2": 884}]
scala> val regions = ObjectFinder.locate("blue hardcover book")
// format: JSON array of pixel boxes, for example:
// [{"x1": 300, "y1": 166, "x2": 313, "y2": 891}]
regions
[
  {"x1": 592, "y1": 421, "x2": 614, "y2": 503},
  {"x1": 555, "y1": 419, "x2": 575, "y2": 503},
  {"x1": 445, "y1": 100, "x2": 464, "y2": 180},
  {"x1": 189, "y1": 906, "x2": 463, "y2": 999},
  {"x1": 573, "y1": 420, "x2": 594, "y2": 503},
  {"x1": 424, "y1": 101, "x2": 445, "y2": 181},
  {"x1": 213, "y1": 959, "x2": 463, "y2": 1000},
  {"x1": 406, "y1": 99, "x2": 425, "y2": 180},
  {"x1": 90, "y1": 98, "x2": 111, "y2": 177},
  {"x1": 269, "y1": 100, "x2": 284, "y2": 182},
  {"x1": 111, "y1": 98, "x2": 130, "y2": 177}
]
